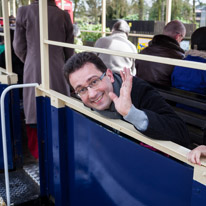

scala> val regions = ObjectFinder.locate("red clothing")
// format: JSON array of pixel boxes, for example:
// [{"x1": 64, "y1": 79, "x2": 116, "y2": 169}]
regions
[{"x1": 26, "y1": 125, "x2": 38, "y2": 159}]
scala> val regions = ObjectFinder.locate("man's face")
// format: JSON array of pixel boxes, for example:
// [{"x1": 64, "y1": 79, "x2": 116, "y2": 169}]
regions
[
  {"x1": 69, "y1": 62, "x2": 114, "y2": 110},
  {"x1": 176, "y1": 30, "x2": 186, "y2": 43}
]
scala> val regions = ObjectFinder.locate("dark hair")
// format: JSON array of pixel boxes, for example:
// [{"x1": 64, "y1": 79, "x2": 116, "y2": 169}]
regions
[
  {"x1": 191, "y1": 27, "x2": 206, "y2": 51},
  {"x1": 64, "y1": 52, "x2": 107, "y2": 86}
]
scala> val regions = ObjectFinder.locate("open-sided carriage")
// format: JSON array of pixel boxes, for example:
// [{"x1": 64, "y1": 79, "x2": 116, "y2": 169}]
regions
[{"x1": 0, "y1": 1, "x2": 206, "y2": 206}]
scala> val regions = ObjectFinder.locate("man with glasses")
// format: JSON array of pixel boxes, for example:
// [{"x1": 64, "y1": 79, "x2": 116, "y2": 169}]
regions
[
  {"x1": 64, "y1": 52, "x2": 189, "y2": 147},
  {"x1": 136, "y1": 20, "x2": 186, "y2": 87}
]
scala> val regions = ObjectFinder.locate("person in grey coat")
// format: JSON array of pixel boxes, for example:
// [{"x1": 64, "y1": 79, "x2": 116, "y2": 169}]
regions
[
  {"x1": 13, "y1": 0, "x2": 74, "y2": 159},
  {"x1": 94, "y1": 20, "x2": 137, "y2": 76}
]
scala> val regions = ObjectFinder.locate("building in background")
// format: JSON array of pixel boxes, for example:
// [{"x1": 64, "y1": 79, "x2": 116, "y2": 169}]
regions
[{"x1": 196, "y1": 5, "x2": 206, "y2": 26}]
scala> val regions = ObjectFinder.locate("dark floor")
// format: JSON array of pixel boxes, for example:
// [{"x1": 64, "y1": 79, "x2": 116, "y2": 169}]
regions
[
  {"x1": 0, "y1": 168, "x2": 39, "y2": 205},
  {"x1": 0, "y1": 112, "x2": 41, "y2": 206}
]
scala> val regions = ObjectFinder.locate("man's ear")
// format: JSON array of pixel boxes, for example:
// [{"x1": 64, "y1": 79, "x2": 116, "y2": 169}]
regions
[
  {"x1": 174, "y1": 33, "x2": 179, "y2": 41},
  {"x1": 106, "y1": 69, "x2": 115, "y2": 83},
  {"x1": 175, "y1": 33, "x2": 182, "y2": 43}
]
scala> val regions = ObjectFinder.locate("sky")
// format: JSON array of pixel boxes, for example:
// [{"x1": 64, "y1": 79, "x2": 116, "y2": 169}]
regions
[{"x1": 195, "y1": 0, "x2": 206, "y2": 3}]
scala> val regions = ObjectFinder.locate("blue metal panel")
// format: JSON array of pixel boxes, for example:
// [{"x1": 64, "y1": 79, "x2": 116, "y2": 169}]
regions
[
  {"x1": 36, "y1": 96, "x2": 54, "y2": 197},
  {"x1": 66, "y1": 107, "x2": 194, "y2": 206},
  {"x1": 0, "y1": 84, "x2": 14, "y2": 169},
  {"x1": 191, "y1": 180, "x2": 206, "y2": 205},
  {"x1": 38, "y1": 97, "x2": 206, "y2": 206},
  {"x1": 65, "y1": 108, "x2": 75, "y2": 206},
  {"x1": 51, "y1": 105, "x2": 69, "y2": 206},
  {"x1": 45, "y1": 97, "x2": 54, "y2": 197}
]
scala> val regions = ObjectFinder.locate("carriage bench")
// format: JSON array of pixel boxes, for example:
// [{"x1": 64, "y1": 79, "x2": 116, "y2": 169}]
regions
[{"x1": 153, "y1": 85, "x2": 206, "y2": 148}]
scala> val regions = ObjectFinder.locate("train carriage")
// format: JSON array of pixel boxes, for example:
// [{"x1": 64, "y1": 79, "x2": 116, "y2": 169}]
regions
[{"x1": 0, "y1": 0, "x2": 206, "y2": 206}]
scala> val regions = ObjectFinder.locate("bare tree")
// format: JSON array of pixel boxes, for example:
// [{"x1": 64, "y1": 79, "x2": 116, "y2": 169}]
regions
[
  {"x1": 106, "y1": 0, "x2": 129, "y2": 20},
  {"x1": 138, "y1": 0, "x2": 144, "y2": 20},
  {"x1": 73, "y1": 0, "x2": 81, "y2": 21},
  {"x1": 192, "y1": 0, "x2": 196, "y2": 24},
  {"x1": 86, "y1": 0, "x2": 101, "y2": 23}
]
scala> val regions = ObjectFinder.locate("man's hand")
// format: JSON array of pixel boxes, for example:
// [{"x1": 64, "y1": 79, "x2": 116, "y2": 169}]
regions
[
  {"x1": 187, "y1": 145, "x2": 206, "y2": 165},
  {"x1": 109, "y1": 67, "x2": 133, "y2": 117}
]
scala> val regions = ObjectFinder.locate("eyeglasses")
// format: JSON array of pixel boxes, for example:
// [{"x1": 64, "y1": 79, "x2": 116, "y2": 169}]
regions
[
  {"x1": 176, "y1": 32, "x2": 184, "y2": 41},
  {"x1": 75, "y1": 72, "x2": 106, "y2": 97},
  {"x1": 176, "y1": 32, "x2": 183, "y2": 37}
]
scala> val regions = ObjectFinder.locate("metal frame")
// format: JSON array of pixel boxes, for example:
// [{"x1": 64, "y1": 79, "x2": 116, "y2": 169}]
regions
[{"x1": 1, "y1": 83, "x2": 38, "y2": 206}]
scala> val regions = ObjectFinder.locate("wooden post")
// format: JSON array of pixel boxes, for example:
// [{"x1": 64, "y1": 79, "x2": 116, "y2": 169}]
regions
[
  {"x1": 39, "y1": 0, "x2": 50, "y2": 90},
  {"x1": 166, "y1": 0, "x2": 172, "y2": 24},
  {"x1": 2, "y1": 0, "x2": 12, "y2": 75},
  {"x1": 101, "y1": 0, "x2": 106, "y2": 37},
  {"x1": 61, "y1": 0, "x2": 64, "y2": 10},
  {"x1": 13, "y1": 0, "x2": 16, "y2": 17}
]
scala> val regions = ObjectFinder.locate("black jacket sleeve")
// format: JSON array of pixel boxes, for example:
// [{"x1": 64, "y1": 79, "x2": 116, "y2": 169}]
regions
[{"x1": 131, "y1": 77, "x2": 190, "y2": 147}]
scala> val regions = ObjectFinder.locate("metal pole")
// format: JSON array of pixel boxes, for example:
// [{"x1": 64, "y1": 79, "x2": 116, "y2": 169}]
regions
[{"x1": 1, "y1": 83, "x2": 38, "y2": 206}]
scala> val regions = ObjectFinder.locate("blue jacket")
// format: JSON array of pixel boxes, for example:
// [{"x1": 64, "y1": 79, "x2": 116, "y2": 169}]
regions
[{"x1": 171, "y1": 50, "x2": 206, "y2": 94}]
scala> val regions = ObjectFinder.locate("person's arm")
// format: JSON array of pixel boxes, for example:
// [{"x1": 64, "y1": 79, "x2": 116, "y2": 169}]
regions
[
  {"x1": 13, "y1": 7, "x2": 27, "y2": 63},
  {"x1": 109, "y1": 68, "x2": 189, "y2": 146},
  {"x1": 94, "y1": 38, "x2": 104, "y2": 56},
  {"x1": 132, "y1": 79, "x2": 189, "y2": 147},
  {"x1": 123, "y1": 104, "x2": 148, "y2": 131},
  {"x1": 109, "y1": 69, "x2": 148, "y2": 131},
  {"x1": 187, "y1": 145, "x2": 206, "y2": 165}
]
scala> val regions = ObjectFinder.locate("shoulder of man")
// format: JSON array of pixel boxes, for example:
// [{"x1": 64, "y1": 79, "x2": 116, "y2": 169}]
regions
[
  {"x1": 94, "y1": 36, "x2": 110, "y2": 47},
  {"x1": 131, "y1": 76, "x2": 155, "y2": 94}
]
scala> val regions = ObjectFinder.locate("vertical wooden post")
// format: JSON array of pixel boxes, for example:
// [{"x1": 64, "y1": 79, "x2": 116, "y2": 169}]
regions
[
  {"x1": 8, "y1": 0, "x2": 10, "y2": 16},
  {"x1": 13, "y1": 0, "x2": 16, "y2": 17},
  {"x1": 101, "y1": 0, "x2": 106, "y2": 37},
  {"x1": 2, "y1": 0, "x2": 12, "y2": 75},
  {"x1": 61, "y1": 0, "x2": 64, "y2": 10},
  {"x1": 39, "y1": 1, "x2": 50, "y2": 90},
  {"x1": 166, "y1": 0, "x2": 172, "y2": 24}
]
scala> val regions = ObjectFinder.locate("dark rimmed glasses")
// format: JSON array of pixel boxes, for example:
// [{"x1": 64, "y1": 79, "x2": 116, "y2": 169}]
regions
[{"x1": 75, "y1": 72, "x2": 106, "y2": 97}]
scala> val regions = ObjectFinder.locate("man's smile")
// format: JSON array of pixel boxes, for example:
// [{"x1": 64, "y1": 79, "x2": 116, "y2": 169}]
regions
[{"x1": 93, "y1": 93, "x2": 104, "y2": 104}]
